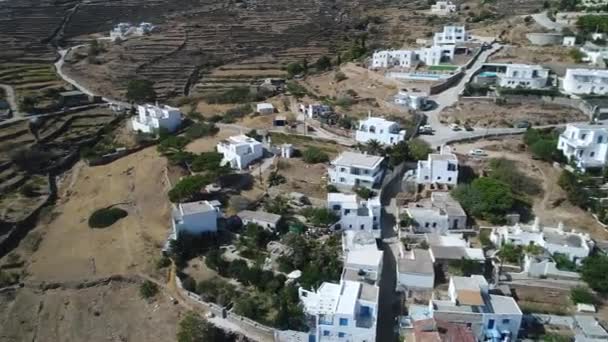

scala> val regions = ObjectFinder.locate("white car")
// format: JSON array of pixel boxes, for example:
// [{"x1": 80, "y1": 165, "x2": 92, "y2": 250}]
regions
[
  {"x1": 469, "y1": 149, "x2": 487, "y2": 157},
  {"x1": 450, "y1": 123, "x2": 461, "y2": 131}
]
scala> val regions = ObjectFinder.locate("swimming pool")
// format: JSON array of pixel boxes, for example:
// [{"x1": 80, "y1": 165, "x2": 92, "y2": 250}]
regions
[{"x1": 478, "y1": 71, "x2": 498, "y2": 77}]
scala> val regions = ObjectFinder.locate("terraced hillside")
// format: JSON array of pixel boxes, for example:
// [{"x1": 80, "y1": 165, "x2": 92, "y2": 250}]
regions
[{"x1": 58, "y1": 0, "x2": 383, "y2": 100}]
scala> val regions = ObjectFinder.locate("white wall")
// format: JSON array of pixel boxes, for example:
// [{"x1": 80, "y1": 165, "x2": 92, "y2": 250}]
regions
[
  {"x1": 564, "y1": 69, "x2": 608, "y2": 95},
  {"x1": 174, "y1": 209, "x2": 218, "y2": 236},
  {"x1": 557, "y1": 125, "x2": 608, "y2": 170},
  {"x1": 482, "y1": 313, "x2": 522, "y2": 341},
  {"x1": 328, "y1": 165, "x2": 384, "y2": 189},
  {"x1": 398, "y1": 272, "x2": 434, "y2": 290},
  {"x1": 416, "y1": 158, "x2": 458, "y2": 185}
]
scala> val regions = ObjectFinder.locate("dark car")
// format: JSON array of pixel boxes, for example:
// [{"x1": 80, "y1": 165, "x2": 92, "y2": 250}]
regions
[{"x1": 514, "y1": 121, "x2": 531, "y2": 129}]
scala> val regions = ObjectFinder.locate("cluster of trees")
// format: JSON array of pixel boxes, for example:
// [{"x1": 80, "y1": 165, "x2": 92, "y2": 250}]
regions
[
  {"x1": 201, "y1": 248, "x2": 307, "y2": 330},
  {"x1": 300, "y1": 207, "x2": 339, "y2": 227},
  {"x1": 557, "y1": 170, "x2": 595, "y2": 209},
  {"x1": 523, "y1": 128, "x2": 566, "y2": 162},
  {"x1": 185, "y1": 122, "x2": 218, "y2": 140},
  {"x1": 126, "y1": 79, "x2": 156, "y2": 103},
  {"x1": 497, "y1": 243, "x2": 543, "y2": 265},
  {"x1": 177, "y1": 311, "x2": 244, "y2": 342},
  {"x1": 577, "y1": 15, "x2": 608, "y2": 35},
  {"x1": 452, "y1": 177, "x2": 515, "y2": 224},
  {"x1": 581, "y1": 254, "x2": 608, "y2": 294},
  {"x1": 168, "y1": 174, "x2": 215, "y2": 203},
  {"x1": 235, "y1": 223, "x2": 275, "y2": 259},
  {"x1": 358, "y1": 139, "x2": 432, "y2": 166},
  {"x1": 277, "y1": 233, "x2": 342, "y2": 289}
]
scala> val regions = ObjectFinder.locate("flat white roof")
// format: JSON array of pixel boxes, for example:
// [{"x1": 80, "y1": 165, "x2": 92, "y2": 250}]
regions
[
  {"x1": 224, "y1": 134, "x2": 261, "y2": 145},
  {"x1": 257, "y1": 103, "x2": 274, "y2": 109},
  {"x1": 359, "y1": 116, "x2": 398, "y2": 129},
  {"x1": 179, "y1": 201, "x2": 215, "y2": 215},
  {"x1": 336, "y1": 280, "x2": 361, "y2": 315},
  {"x1": 332, "y1": 151, "x2": 384, "y2": 169},
  {"x1": 567, "y1": 68, "x2": 608, "y2": 76},
  {"x1": 346, "y1": 249, "x2": 383, "y2": 268},
  {"x1": 489, "y1": 294, "x2": 522, "y2": 315},
  {"x1": 237, "y1": 210, "x2": 281, "y2": 224}
]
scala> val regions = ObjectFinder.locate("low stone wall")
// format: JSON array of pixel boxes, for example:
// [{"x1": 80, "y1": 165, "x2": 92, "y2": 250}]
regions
[{"x1": 429, "y1": 72, "x2": 464, "y2": 95}]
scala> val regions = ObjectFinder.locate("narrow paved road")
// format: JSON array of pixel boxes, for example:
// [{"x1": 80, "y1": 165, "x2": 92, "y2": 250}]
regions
[{"x1": 532, "y1": 11, "x2": 565, "y2": 31}]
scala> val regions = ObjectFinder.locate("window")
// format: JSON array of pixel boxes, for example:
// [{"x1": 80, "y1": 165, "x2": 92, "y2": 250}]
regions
[
  {"x1": 425, "y1": 222, "x2": 430, "y2": 228},
  {"x1": 502, "y1": 319, "x2": 510, "y2": 324},
  {"x1": 339, "y1": 318, "x2": 348, "y2": 326},
  {"x1": 581, "y1": 134, "x2": 587, "y2": 140},
  {"x1": 324, "y1": 331, "x2": 330, "y2": 336},
  {"x1": 338, "y1": 332, "x2": 346, "y2": 338},
  {"x1": 432, "y1": 222, "x2": 437, "y2": 228},
  {"x1": 591, "y1": 152, "x2": 595, "y2": 157},
  {"x1": 448, "y1": 177, "x2": 452, "y2": 182},
  {"x1": 599, "y1": 136, "x2": 604, "y2": 144},
  {"x1": 344, "y1": 209, "x2": 351, "y2": 215},
  {"x1": 332, "y1": 205, "x2": 341, "y2": 211},
  {"x1": 360, "y1": 224, "x2": 365, "y2": 230},
  {"x1": 340, "y1": 167, "x2": 346, "y2": 172},
  {"x1": 437, "y1": 176, "x2": 441, "y2": 180},
  {"x1": 340, "y1": 177, "x2": 346, "y2": 182}
]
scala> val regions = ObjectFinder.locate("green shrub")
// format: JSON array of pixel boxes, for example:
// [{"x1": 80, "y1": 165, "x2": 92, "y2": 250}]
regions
[
  {"x1": 300, "y1": 207, "x2": 339, "y2": 227},
  {"x1": 185, "y1": 122, "x2": 219, "y2": 140},
  {"x1": 570, "y1": 286, "x2": 595, "y2": 304},
  {"x1": 126, "y1": 79, "x2": 156, "y2": 103},
  {"x1": 168, "y1": 174, "x2": 214, "y2": 203},
  {"x1": 302, "y1": 147, "x2": 329, "y2": 164},
  {"x1": 156, "y1": 256, "x2": 171, "y2": 269},
  {"x1": 139, "y1": 280, "x2": 159, "y2": 299},
  {"x1": 88, "y1": 207, "x2": 128, "y2": 228},
  {"x1": 354, "y1": 186, "x2": 374, "y2": 199},
  {"x1": 581, "y1": 254, "x2": 608, "y2": 294},
  {"x1": 452, "y1": 177, "x2": 515, "y2": 223},
  {"x1": 334, "y1": 71, "x2": 347, "y2": 82}
]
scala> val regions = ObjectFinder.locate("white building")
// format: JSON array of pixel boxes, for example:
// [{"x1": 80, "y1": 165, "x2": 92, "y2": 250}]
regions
[
  {"x1": 396, "y1": 247, "x2": 435, "y2": 294},
  {"x1": 394, "y1": 88, "x2": 428, "y2": 111},
  {"x1": 131, "y1": 103, "x2": 182, "y2": 134},
  {"x1": 580, "y1": 42, "x2": 608, "y2": 66},
  {"x1": 497, "y1": 64, "x2": 550, "y2": 89},
  {"x1": 172, "y1": 201, "x2": 220, "y2": 236},
  {"x1": 328, "y1": 193, "x2": 382, "y2": 238},
  {"x1": 237, "y1": 210, "x2": 281, "y2": 231},
  {"x1": 299, "y1": 280, "x2": 378, "y2": 342},
  {"x1": 216, "y1": 135, "x2": 264, "y2": 170},
  {"x1": 328, "y1": 151, "x2": 385, "y2": 190},
  {"x1": 433, "y1": 25, "x2": 468, "y2": 46},
  {"x1": 370, "y1": 50, "x2": 416, "y2": 69},
  {"x1": 343, "y1": 247, "x2": 384, "y2": 284},
  {"x1": 256, "y1": 103, "x2": 275, "y2": 114},
  {"x1": 355, "y1": 117, "x2": 406, "y2": 146},
  {"x1": 573, "y1": 315, "x2": 608, "y2": 342},
  {"x1": 405, "y1": 192, "x2": 467, "y2": 234},
  {"x1": 431, "y1": 275, "x2": 523, "y2": 341},
  {"x1": 431, "y1": 1, "x2": 457, "y2": 15},
  {"x1": 563, "y1": 68, "x2": 608, "y2": 95},
  {"x1": 416, "y1": 149, "x2": 459, "y2": 185},
  {"x1": 300, "y1": 103, "x2": 333, "y2": 118},
  {"x1": 563, "y1": 36, "x2": 577, "y2": 46},
  {"x1": 557, "y1": 123, "x2": 608, "y2": 171},
  {"x1": 426, "y1": 233, "x2": 486, "y2": 264},
  {"x1": 417, "y1": 45, "x2": 456, "y2": 66},
  {"x1": 110, "y1": 22, "x2": 155, "y2": 41},
  {"x1": 490, "y1": 220, "x2": 593, "y2": 263}
]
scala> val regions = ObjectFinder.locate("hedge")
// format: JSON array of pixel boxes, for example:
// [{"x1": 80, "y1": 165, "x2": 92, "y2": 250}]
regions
[{"x1": 88, "y1": 207, "x2": 128, "y2": 228}]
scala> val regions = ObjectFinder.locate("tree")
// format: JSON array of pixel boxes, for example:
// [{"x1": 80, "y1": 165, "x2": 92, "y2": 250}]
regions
[
  {"x1": 452, "y1": 177, "x2": 515, "y2": 223},
  {"x1": 139, "y1": 280, "x2": 159, "y2": 298},
  {"x1": 126, "y1": 79, "x2": 156, "y2": 103},
  {"x1": 190, "y1": 152, "x2": 226, "y2": 174},
  {"x1": 409, "y1": 139, "x2": 432, "y2": 161},
  {"x1": 300, "y1": 207, "x2": 339, "y2": 227},
  {"x1": 388, "y1": 140, "x2": 410, "y2": 166},
  {"x1": 267, "y1": 170, "x2": 286, "y2": 187},
  {"x1": 302, "y1": 147, "x2": 329, "y2": 164},
  {"x1": 363, "y1": 139, "x2": 384, "y2": 156},
  {"x1": 315, "y1": 56, "x2": 332, "y2": 71},
  {"x1": 185, "y1": 122, "x2": 218, "y2": 140},
  {"x1": 530, "y1": 139, "x2": 559, "y2": 161},
  {"x1": 264, "y1": 195, "x2": 290, "y2": 216},
  {"x1": 287, "y1": 62, "x2": 304, "y2": 77},
  {"x1": 177, "y1": 312, "x2": 218, "y2": 342},
  {"x1": 569, "y1": 48, "x2": 586, "y2": 63},
  {"x1": 168, "y1": 174, "x2": 214, "y2": 202},
  {"x1": 498, "y1": 244, "x2": 522, "y2": 264},
  {"x1": 581, "y1": 254, "x2": 608, "y2": 294},
  {"x1": 354, "y1": 186, "x2": 374, "y2": 199},
  {"x1": 18, "y1": 95, "x2": 37, "y2": 112}
]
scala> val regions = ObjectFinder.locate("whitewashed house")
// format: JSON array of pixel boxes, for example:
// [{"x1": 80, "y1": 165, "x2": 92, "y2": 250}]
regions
[
  {"x1": 131, "y1": 103, "x2": 182, "y2": 134},
  {"x1": 431, "y1": 1, "x2": 457, "y2": 15},
  {"x1": 405, "y1": 192, "x2": 467, "y2": 234},
  {"x1": 110, "y1": 22, "x2": 154, "y2": 41},
  {"x1": 497, "y1": 64, "x2": 550, "y2": 89},
  {"x1": 579, "y1": 42, "x2": 608, "y2": 65},
  {"x1": 557, "y1": 123, "x2": 608, "y2": 171},
  {"x1": 416, "y1": 149, "x2": 459, "y2": 185},
  {"x1": 563, "y1": 68, "x2": 608, "y2": 95},
  {"x1": 490, "y1": 220, "x2": 593, "y2": 263},
  {"x1": 328, "y1": 193, "x2": 382, "y2": 238},
  {"x1": 328, "y1": 151, "x2": 385, "y2": 189},
  {"x1": 396, "y1": 247, "x2": 435, "y2": 294},
  {"x1": 256, "y1": 103, "x2": 275, "y2": 114},
  {"x1": 563, "y1": 36, "x2": 577, "y2": 46},
  {"x1": 237, "y1": 210, "x2": 281, "y2": 231},
  {"x1": 216, "y1": 135, "x2": 264, "y2": 170},
  {"x1": 355, "y1": 117, "x2": 406, "y2": 146},
  {"x1": 172, "y1": 201, "x2": 220, "y2": 236},
  {"x1": 431, "y1": 275, "x2": 523, "y2": 341},
  {"x1": 433, "y1": 25, "x2": 468, "y2": 46},
  {"x1": 371, "y1": 50, "x2": 416, "y2": 69},
  {"x1": 394, "y1": 88, "x2": 428, "y2": 110},
  {"x1": 299, "y1": 280, "x2": 378, "y2": 342},
  {"x1": 417, "y1": 45, "x2": 456, "y2": 66},
  {"x1": 343, "y1": 247, "x2": 384, "y2": 284}
]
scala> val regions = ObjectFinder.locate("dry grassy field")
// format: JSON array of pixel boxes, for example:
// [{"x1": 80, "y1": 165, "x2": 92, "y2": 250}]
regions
[
  {"x1": 26, "y1": 147, "x2": 170, "y2": 283},
  {"x1": 0, "y1": 281, "x2": 184, "y2": 342}
]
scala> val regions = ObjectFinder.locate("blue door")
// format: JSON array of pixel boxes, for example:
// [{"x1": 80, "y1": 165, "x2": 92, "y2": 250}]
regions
[{"x1": 488, "y1": 319, "x2": 495, "y2": 329}]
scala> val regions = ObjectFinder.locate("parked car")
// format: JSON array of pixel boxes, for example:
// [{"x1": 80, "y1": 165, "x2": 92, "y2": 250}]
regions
[
  {"x1": 418, "y1": 125, "x2": 434, "y2": 134},
  {"x1": 514, "y1": 120, "x2": 531, "y2": 129},
  {"x1": 469, "y1": 149, "x2": 488, "y2": 157},
  {"x1": 450, "y1": 123, "x2": 462, "y2": 131},
  {"x1": 464, "y1": 124, "x2": 474, "y2": 131}
]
